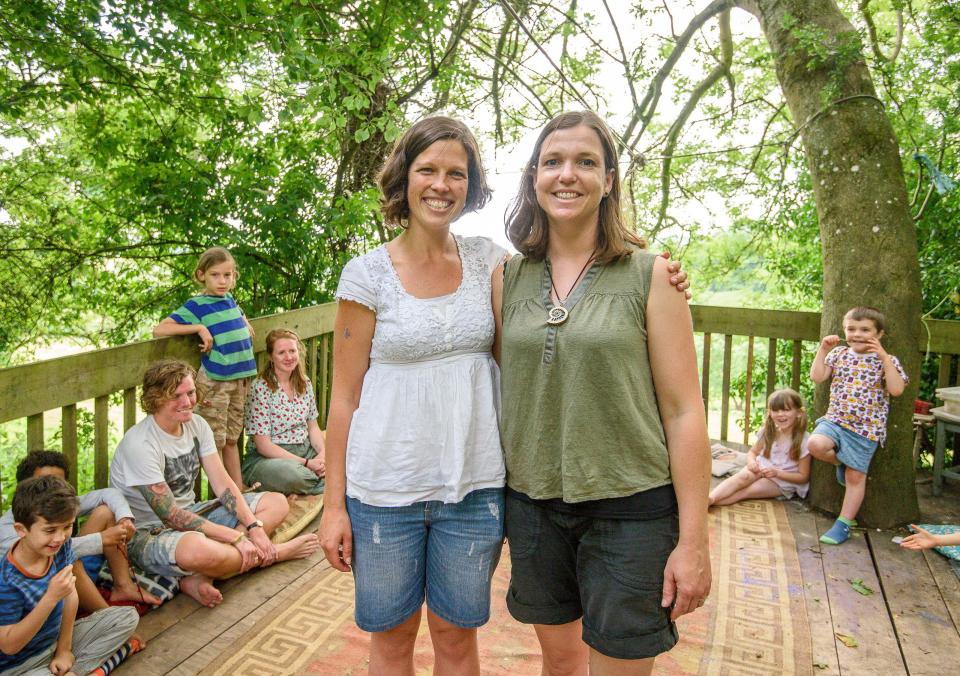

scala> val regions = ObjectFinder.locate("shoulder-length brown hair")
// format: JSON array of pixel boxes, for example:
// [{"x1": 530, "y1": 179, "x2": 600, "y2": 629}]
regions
[
  {"x1": 505, "y1": 110, "x2": 645, "y2": 263},
  {"x1": 760, "y1": 388, "x2": 808, "y2": 462},
  {"x1": 260, "y1": 329, "x2": 309, "y2": 396},
  {"x1": 377, "y1": 116, "x2": 492, "y2": 227}
]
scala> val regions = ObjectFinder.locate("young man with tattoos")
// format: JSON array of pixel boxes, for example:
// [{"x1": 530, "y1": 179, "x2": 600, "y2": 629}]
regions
[{"x1": 109, "y1": 359, "x2": 320, "y2": 608}]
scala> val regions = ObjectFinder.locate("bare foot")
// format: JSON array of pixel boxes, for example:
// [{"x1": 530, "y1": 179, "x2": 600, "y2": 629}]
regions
[
  {"x1": 180, "y1": 574, "x2": 223, "y2": 608},
  {"x1": 111, "y1": 582, "x2": 163, "y2": 606},
  {"x1": 276, "y1": 533, "x2": 320, "y2": 561}
]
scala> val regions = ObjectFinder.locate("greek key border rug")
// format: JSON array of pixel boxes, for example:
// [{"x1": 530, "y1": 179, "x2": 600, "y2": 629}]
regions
[{"x1": 203, "y1": 500, "x2": 810, "y2": 675}]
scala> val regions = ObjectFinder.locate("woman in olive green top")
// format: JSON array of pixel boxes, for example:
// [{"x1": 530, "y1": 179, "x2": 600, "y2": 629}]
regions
[{"x1": 492, "y1": 111, "x2": 711, "y2": 674}]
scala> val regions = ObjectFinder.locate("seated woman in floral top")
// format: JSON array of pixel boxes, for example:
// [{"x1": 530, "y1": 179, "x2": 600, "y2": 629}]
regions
[{"x1": 241, "y1": 329, "x2": 326, "y2": 495}]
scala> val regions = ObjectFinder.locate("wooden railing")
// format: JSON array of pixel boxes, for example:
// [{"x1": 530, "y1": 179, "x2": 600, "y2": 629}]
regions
[
  {"x1": 0, "y1": 305, "x2": 337, "y2": 494},
  {"x1": 692, "y1": 306, "x2": 960, "y2": 444},
  {"x1": 1, "y1": 304, "x2": 958, "y2": 500}
]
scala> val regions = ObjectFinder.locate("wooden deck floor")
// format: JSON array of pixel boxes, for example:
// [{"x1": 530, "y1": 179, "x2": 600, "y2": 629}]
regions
[{"x1": 116, "y1": 479, "x2": 960, "y2": 675}]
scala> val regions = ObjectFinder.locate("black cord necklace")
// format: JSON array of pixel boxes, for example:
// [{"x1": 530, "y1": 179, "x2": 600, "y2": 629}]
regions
[{"x1": 546, "y1": 252, "x2": 595, "y2": 325}]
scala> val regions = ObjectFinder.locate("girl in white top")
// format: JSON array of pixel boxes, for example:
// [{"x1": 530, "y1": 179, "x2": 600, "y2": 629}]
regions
[
  {"x1": 318, "y1": 117, "x2": 505, "y2": 675},
  {"x1": 709, "y1": 388, "x2": 812, "y2": 505}
]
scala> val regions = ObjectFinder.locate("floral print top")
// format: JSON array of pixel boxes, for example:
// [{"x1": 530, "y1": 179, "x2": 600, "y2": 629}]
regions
[
  {"x1": 244, "y1": 377, "x2": 318, "y2": 445},
  {"x1": 824, "y1": 346, "x2": 908, "y2": 443}
]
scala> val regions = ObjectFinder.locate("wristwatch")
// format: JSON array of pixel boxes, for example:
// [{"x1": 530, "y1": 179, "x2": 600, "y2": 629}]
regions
[{"x1": 245, "y1": 519, "x2": 264, "y2": 531}]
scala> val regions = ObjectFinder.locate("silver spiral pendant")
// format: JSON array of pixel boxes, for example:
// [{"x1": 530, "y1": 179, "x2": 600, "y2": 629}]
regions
[{"x1": 546, "y1": 306, "x2": 569, "y2": 325}]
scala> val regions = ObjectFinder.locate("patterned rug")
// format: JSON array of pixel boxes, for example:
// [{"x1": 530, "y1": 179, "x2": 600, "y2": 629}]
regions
[{"x1": 203, "y1": 499, "x2": 810, "y2": 675}]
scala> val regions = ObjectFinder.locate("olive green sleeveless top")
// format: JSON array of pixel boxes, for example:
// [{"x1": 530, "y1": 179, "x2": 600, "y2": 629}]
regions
[{"x1": 500, "y1": 248, "x2": 671, "y2": 503}]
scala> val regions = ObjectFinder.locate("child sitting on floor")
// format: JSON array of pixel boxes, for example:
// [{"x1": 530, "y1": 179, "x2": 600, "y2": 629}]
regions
[
  {"x1": 809, "y1": 306, "x2": 908, "y2": 545},
  {"x1": 709, "y1": 388, "x2": 811, "y2": 506},
  {"x1": 0, "y1": 476, "x2": 139, "y2": 675},
  {"x1": 0, "y1": 450, "x2": 160, "y2": 608}
]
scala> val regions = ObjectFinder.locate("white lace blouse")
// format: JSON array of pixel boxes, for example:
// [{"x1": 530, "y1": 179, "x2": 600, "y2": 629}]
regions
[{"x1": 335, "y1": 235, "x2": 507, "y2": 506}]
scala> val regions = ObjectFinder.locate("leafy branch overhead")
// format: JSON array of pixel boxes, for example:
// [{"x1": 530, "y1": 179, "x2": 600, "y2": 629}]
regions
[{"x1": 0, "y1": 0, "x2": 957, "y2": 369}]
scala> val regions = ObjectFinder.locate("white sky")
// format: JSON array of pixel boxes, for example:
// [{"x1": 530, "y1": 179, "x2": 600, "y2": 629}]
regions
[{"x1": 452, "y1": 3, "x2": 768, "y2": 250}]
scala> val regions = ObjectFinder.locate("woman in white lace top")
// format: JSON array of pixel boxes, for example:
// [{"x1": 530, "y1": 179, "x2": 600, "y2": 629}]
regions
[{"x1": 318, "y1": 117, "x2": 506, "y2": 674}]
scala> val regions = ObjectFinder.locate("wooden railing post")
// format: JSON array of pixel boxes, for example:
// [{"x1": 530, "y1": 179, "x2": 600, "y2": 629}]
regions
[
  {"x1": 26, "y1": 413, "x2": 43, "y2": 450},
  {"x1": 61, "y1": 404, "x2": 78, "y2": 488},
  {"x1": 721, "y1": 335, "x2": 733, "y2": 442},
  {"x1": 766, "y1": 338, "x2": 777, "y2": 401},
  {"x1": 744, "y1": 336, "x2": 755, "y2": 445},
  {"x1": 94, "y1": 396, "x2": 109, "y2": 489},
  {"x1": 791, "y1": 340, "x2": 803, "y2": 392},
  {"x1": 701, "y1": 333, "x2": 712, "y2": 426},
  {"x1": 123, "y1": 387, "x2": 137, "y2": 432}
]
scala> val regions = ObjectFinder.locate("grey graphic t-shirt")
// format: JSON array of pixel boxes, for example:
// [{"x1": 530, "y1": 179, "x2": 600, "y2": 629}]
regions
[{"x1": 110, "y1": 415, "x2": 217, "y2": 527}]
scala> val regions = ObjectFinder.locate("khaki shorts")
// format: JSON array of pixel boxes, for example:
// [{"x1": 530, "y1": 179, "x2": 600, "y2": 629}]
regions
[{"x1": 195, "y1": 369, "x2": 250, "y2": 448}]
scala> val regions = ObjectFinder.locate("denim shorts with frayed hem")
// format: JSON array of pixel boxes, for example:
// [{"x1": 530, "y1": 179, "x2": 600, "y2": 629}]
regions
[
  {"x1": 504, "y1": 491, "x2": 680, "y2": 660},
  {"x1": 346, "y1": 487, "x2": 504, "y2": 632},
  {"x1": 128, "y1": 492, "x2": 264, "y2": 578},
  {"x1": 812, "y1": 418, "x2": 878, "y2": 476}
]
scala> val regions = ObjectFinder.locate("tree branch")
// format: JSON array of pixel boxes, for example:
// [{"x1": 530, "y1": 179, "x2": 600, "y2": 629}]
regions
[
  {"x1": 621, "y1": 0, "x2": 733, "y2": 152},
  {"x1": 859, "y1": 1, "x2": 903, "y2": 64},
  {"x1": 652, "y1": 8, "x2": 733, "y2": 234}
]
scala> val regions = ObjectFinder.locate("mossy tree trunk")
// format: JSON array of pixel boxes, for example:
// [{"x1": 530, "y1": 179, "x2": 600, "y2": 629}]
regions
[{"x1": 739, "y1": 0, "x2": 921, "y2": 527}]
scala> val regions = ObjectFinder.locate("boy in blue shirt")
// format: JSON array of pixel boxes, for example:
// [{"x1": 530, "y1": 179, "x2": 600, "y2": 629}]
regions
[{"x1": 0, "y1": 476, "x2": 138, "y2": 675}]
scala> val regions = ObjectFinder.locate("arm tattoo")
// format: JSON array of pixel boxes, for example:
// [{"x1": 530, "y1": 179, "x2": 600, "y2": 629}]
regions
[
  {"x1": 344, "y1": 327, "x2": 351, "y2": 339},
  {"x1": 137, "y1": 483, "x2": 206, "y2": 532},
  {"x1": 220, "y1": 490, "x2": 238, "y2": 518}
]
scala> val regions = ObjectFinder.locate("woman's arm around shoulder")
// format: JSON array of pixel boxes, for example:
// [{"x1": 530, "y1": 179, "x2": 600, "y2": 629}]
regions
[
  {"x1": 318, "y1": 300, "x2": 376, "y2": 571},
  {"x1": 646, "y1": 255, "x2": 712, "y2": 620}
]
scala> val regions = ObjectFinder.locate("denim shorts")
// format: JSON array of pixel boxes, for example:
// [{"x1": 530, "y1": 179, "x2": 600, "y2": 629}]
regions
[
  {"x1": 812, "y1": 418, "x2": 878, "y2": 475},
  {"x1": 504, "y1": 491, "x2": 679, "y2": 660},
  {"x1": 128, "y1": 492, "x2": 264, "y2": 578},
  {"x1": 346, "y1": 487, "x2": 504, "y2": 632}
]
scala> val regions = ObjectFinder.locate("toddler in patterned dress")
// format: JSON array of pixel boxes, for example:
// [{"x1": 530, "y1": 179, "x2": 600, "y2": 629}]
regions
[{"x1": 808, "y1": 306, "x2": 908, "y2": 545}]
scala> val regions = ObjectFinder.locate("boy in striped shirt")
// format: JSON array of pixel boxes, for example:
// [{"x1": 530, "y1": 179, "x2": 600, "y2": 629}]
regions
[
  {"x1": 0, "y1": 476, "x2": 138, "y2": 675},
  {"x1": 153, "y1": 247, "x2": 257, "y2": 487}
]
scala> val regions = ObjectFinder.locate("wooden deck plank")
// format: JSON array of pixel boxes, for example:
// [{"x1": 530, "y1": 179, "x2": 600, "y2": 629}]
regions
[
  {"x1": 172, "y1": 557, "x2": 334, "y2": 675},
  {"x1": 118, "y1": 510, "x2": 326, "y2": 674},
  {"x1": 119, "y1": 551, "x2": 325, "y2": 674},
  {"x1": 783, "y1": 502, "x2": 840, "y2": 675},
  {"x1": 869, "y1": 530, "x2": 960, "y2": 675},
  {"x1": 922, "y1": 548, "x2": 960, "y2": 634},
  {"x1": 134, "y1": 593, "x2": 204, "y2": 644},
  {"x1": 814, "y1": 512, "x2": 905, "y2": 674}
]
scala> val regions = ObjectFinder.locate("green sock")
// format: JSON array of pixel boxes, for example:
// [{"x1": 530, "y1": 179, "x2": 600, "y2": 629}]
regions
[{"x1": 838, "y1": 516, "x2": 856, "y2": 527}]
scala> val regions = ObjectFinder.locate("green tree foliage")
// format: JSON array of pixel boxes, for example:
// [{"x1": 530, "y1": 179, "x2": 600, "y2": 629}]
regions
[
  {"x1": 0, "y1": 0, "x2": 503, "y2": 361},
  {"x1": 1, "y1": 0, "x2": 957, "y2": 366}
]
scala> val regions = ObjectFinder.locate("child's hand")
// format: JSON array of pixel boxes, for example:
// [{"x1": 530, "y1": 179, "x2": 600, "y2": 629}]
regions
[
  {"x1": 118, "y1": 517, "x2": 136, "y2": 540},
  {"x1": 197, "y1": 326, "x2": 214, "y2": 352},
  {"x1": 101, "y1": 522, "x2": 133, "y2": 547},
  {"x1": 820, "y1": 335, "x2": 841, "y2": 351},
  {"x1": 862, "y1": 336, "x2": 889, "y2": 360},
  {"x1": 746, "y1": 458, "x2": 760, "y2": 473},
  {"x1": 306, "y1": 456, "x2": 326, "y2": 478},
  {"x1": 760, "y1": 468, "x2": 779, "y2": 479},
  {"x1": 44, "y1": 566, "x2": 76, "y2": 603},
  {"x1": 48, "y1": 648, "x2": 74, "y2": 675},
  {"x1": 900, "y1": 525, "x2": 937, "y2": 550}
]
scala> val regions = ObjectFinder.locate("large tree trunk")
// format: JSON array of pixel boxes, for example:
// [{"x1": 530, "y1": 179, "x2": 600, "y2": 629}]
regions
[{"x1": 739, "y1": 0, "x2": 921, "y2": 527}]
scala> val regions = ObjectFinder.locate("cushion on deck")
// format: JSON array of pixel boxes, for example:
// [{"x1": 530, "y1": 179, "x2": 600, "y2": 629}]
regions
[
  {"x1": 96, "y1": 562, "x2": 180, "y2": 604},
  {"x1": 271, "y1": 493, "x2": 324, "y2": 544},
  {"x1": 910, "y1": 523, "x2": 960, "y2": 561}
]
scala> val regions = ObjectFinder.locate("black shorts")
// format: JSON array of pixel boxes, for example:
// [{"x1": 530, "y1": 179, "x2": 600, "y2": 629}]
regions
[{"x1": 504, "y1": 491, "x2": 680, "y2": 659}]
